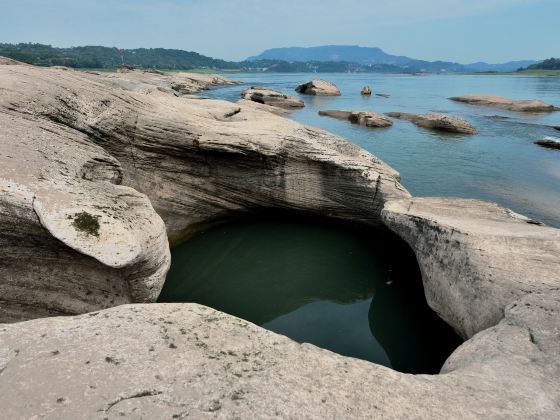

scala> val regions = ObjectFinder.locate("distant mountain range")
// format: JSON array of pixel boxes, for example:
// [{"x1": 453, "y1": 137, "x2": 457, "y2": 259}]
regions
[
  {"x1": 247, "y1": 45, "x2": 538, "y2": 73},
  {"x1": 0, "y1": 43, "x2": 545, "y2": 74}
]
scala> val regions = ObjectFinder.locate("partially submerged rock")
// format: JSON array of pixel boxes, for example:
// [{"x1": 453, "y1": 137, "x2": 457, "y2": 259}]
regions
[
  {"x1": 385, "y1": 112, "x2": 477, "y2": 134},
  {"x1": 361, "y1": 86, "x2": 372, "y2": 95},
  {"x1": 320, "y1": 110, "x2": 393, "y2": 128},
  {"x1": 295, "y1": 79, "x2": 341, "y2": 96},
  {"x1": 382, "y1": 197, "x2": 560, "y2": 338},
  {"x1": 534, "y1": 137, "x2": 560, "y2": 150},
  {"x1": 449, "y1": 95, "x2": 560, "y2": 112},
  {"x1": 1, "y1": 294, "x2": 559, "y2": 418},
  {"x1": 241, "y1": 87, "x2": 304, "y2": 110}
]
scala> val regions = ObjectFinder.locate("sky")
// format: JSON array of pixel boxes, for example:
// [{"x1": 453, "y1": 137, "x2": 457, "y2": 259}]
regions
[{"x1": 0, "y1": 0, "x2": 558, "y2": 63}]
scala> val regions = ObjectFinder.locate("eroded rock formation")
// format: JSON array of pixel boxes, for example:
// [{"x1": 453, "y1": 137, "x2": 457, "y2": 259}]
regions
[
  {"x1": 449, "y1": 95, "x2": 560, "y2": 112},
  {"x1": 319, "y1": 110, "x2": 393, "y2": 128},
  {"x1": 385, "y1": 112, "x2": 478, "y2": 134},
  {"x1": 0, "y1": 111, "x2": 170, "y2": 323},
  {"x1": 295, "y1": 80, "x2": 341, "y2": 96},
  {"x1": 0, "y1": 60, "x2": 409, "y2": 322},
  {"x1": 241, "y1": 87, "x2": 305, "y2": 110},
  {"x1": 0, "y1": 293, "x2": 558, "y2": 418},
  {"x1": 382, "y1": 197, "x2": 560, "y2": 338}
]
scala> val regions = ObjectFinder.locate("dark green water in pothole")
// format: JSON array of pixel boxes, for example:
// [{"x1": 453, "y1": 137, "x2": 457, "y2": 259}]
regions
[{"x1": 158, "y1": 215, "x2": 463, "y2": 374}]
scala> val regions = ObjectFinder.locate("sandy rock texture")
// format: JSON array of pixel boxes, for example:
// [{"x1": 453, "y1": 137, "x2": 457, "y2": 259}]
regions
[
  {"x1": 295, "y1": 79, "x2": 341, "y2": 96},
  {"x1": 0, "y1": 62, "x2": 409, "y2": 246},
  {"x1": 0, "y1": 111, "x2": 170, "y2": 323},
  {"x1": 319, "y1": 110, "x2": 393, "y2": 128},
  {"x1": 0, "y1": 295, "x2": 558, "y2": 419},
  {"x1": 385, "y1": 112, "x2": 477, "y2": 134},
  {"x1": 449, "y1": 95, "x2": 560, "y2": 112},
  {"x1": 382, "y1": 197, "x2": 560, "y2": 338},
  {"x1": 241, "y1": 87, "x2": 305, "y2": 110}
]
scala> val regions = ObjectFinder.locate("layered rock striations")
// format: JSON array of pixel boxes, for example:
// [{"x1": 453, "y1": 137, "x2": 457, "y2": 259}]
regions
[
  {"x1": 0, "y1": 62, "x2": 408, "y2": 246},
  {"x1": 0, "y1": 60, "x2": 409, "y2": 321},
  {"x1": 0, "y1": 111, "x2": 170, "y2": 323},
  {"x1": 382, "y1": 197, "x2": 560, "y2": 338}
]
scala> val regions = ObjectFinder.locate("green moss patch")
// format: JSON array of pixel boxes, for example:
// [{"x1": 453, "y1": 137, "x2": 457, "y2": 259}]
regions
[{"x1": 71, "y1": 212, "x2": 101, "y2": 237}]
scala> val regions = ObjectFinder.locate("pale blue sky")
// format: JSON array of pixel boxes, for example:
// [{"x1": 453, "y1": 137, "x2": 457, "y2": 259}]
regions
[{"x1": 0, "y1": 0, "x2": 558, "y2": 63}]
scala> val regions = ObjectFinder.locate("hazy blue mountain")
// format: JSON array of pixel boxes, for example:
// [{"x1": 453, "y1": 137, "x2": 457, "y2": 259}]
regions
[
  {"x1": 247, "y1": 45, "x2": 537, "y2": 73},
  {"x1": 464, "y1": 60, "x2": 538, "y2": 72},
  {"x1": 247, "y1": 45, "x2": 412, "y2": 65}
]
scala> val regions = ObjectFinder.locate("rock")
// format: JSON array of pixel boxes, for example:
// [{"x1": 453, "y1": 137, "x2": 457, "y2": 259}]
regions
[
  {"x1": 241, "y1": 87, "x2": 304, "y2": 110},
  {"x1": 0, "y1": 63, "x2": 408, "y2": 245},
  {"x1": 361, "y1": 86, "x2": 372, "y2": 95},
  {"x1": 318, "y1": 110, "x2": 352, "y2": 120},
  {"x1": 534, "y1": 137, "x2": 560, "y2": 150},
  {"x1": 449, "y1": 95, "x2": 560, "y2": 112},
  {"x1": 319, "y1": 110, "x2": 392, "y2": 128},
  {"x1": 385, "y1": 112, "x2": 477, "y2": 134},
  {"x1": 0, "y1": 61, "x2": 409, "y2": 321},
  {"x1": 236, "y1": 99, "x2": 292, "y2": 117},
  {"x1": 382, "y1": 197, "x2": 560, "y2": 338},
  {"x1": 0, "y1": 295, "x2": 558, "y2": 418},
  {"x1": 349, "y1": 111, "x2": 393, "y2": 128},
  {"x1": 376, "y1": 93, "x2": 390, "y2": 98},
  {"x1": 295, "y1": 80, "x2": 341, "y2": 96},
  {"x1": 0, "y1": 111, "x2": 170, "y2": 323}
]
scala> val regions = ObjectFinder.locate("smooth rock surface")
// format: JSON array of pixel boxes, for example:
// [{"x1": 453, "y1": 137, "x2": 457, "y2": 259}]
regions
[
  {"x1": 0, "y1": 62, "x2": 409, "y2": 246},
  {"x1": 385, "y1": 112, "x2": 477, "y2": 134},
  {"x1": 241, "y1": 87, "x2": 305, "y2": 110},
  {"x1": 0, "y1": 111, "x2": 170, "y2": 323},
  {"x1": 295, "y1": 80, "x2": 341, "y2": 96},
  {"x1": 320, "y1": 110, "x2": 393, "y2": 128},
  {"x1": 0, "y1": 295, "x2": 558, "y2": 419},
  {"x1": 449, "y1": 95, "x2": 560, "y2": 112},
  {"x1": 382, "y1": 197, "x2": 560, "y2": 338}
]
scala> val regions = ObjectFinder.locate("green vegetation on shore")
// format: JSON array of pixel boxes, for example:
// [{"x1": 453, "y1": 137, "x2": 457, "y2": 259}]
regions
[{"x1": 1, "y1": 43, "x2": 559, "y2": 76}]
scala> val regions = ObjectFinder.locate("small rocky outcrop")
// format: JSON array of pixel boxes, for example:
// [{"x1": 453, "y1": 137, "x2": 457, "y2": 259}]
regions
[
  {"x1": 534, "y1": 137, "x2": 560, "y2": 150},
  {"x1": 382, "y1": 197, "x2": 560, "y2": 338},
  {"x1": 241, "y1": 87, "x2": 304, "y2": 110},
  {"x1": 449, "y1": 95, "x2": 560, "y2": 112},
  {"x1": 385, "y1": 112, "x2": 477, "y2": 134},
  {"x1": 295, "y1": 80, "x2": 341, "y2": 96},
  {"x1": 361, "y1": 86, "x2": 372, "y2": 95},
  {"x1": 319, "y1": 110, "x2": 393, "y2": 128}
]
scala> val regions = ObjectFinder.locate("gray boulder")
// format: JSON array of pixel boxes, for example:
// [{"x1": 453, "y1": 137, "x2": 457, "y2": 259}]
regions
[
  {"x1": 449, "y1": 95, "x2": 560, "y2": 112},
  {"x1": 241, "y1": 87, "x2": 304, "y2": 110},
  {"x1": 385, "y1": 112, "x2": 477, "y2": 134},
  {"x1": 295, "y1": 80, "x2": 341, "y2": 96},
  {"x1": 320, "y1": 110, "x2": 393, "y2": 128}
]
